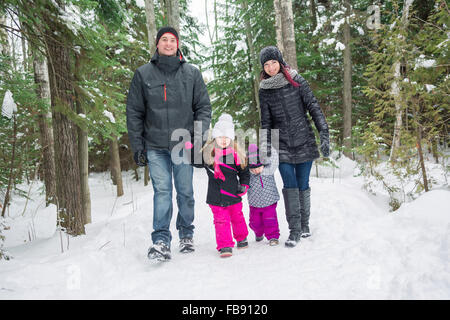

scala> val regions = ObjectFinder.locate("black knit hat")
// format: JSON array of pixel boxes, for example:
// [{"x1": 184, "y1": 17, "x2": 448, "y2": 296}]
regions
[
  {"x1": 259, "y1": 46, "x2": 286, "y2": 67},
  {"x1": 156, "y1": 26, "x2": 179, "y2": 47}
]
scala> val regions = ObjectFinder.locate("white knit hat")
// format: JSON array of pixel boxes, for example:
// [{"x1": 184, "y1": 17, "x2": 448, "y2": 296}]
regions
[{"x1": 212, "y1": 113, "x2": 235, "y2": 140}]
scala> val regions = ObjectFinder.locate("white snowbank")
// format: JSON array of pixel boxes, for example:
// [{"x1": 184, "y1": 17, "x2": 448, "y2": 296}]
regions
[
  {"x1": 394, "y1": 189, "x2": 449, "y2": 226},
  {"x1": 0, "y1": 161, "x2": 448, "y2": 299}
]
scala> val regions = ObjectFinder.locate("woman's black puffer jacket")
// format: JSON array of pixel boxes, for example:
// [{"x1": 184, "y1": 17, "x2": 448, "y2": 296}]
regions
[{"x1": 259, "y1": 74, "x2": 329, "y2": 164}]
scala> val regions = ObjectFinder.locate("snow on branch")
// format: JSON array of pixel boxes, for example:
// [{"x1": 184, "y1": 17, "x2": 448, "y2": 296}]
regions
[{"x1": 1, "y1": 90, "x2": 17, "y2": 119}]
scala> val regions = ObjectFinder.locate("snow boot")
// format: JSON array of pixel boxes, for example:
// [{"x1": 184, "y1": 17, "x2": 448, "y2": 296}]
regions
[
  {"x1": 255, "y1": 235, "x2": 264, "y2": 242},
  {"x1": 300, "y1": 188, "x2": 311, "y2": 238},
  {"x1": 220, "y1": 247, "x2": 233, "y2": 258},
  {"x1": 269, "y1": 238, "x2": 279, "y2": 246},
  {"x1": 282, "y1": 188, "x2": 302, "y2": 247},
  {"x1": 237, "y1": 237, "x2": 248, "y2": 249},
  {"x1": 285, "y1": 233, "x2": 301, "y2": 247},
  {"x1": 147, "y1": 241, "x2": 171, "y2": 262},
  {"x1": 179, "y1": 238, "x2": 195, "y2": 253}
]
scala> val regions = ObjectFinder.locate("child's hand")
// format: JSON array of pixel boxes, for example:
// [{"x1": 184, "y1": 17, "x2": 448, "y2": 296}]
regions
[
  {"x1": 250, "y1": 166, "x2": 264, "y2": 175},
  {"x1": 237, "y1": 184, "x2": 249, "y2": 197}
]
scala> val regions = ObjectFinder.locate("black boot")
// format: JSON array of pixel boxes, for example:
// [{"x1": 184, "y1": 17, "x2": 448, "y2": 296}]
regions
[
  {"x1": 282, "y1": 188, "x2": 302, "y2": 247},
  {"x1": 300, "y1": 188, "x2": 311, "y2": 238}
]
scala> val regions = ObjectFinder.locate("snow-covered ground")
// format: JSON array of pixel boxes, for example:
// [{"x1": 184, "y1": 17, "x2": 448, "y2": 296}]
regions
[{"x1": 0, "y1": 157, "x2": 449, "y2": 299}]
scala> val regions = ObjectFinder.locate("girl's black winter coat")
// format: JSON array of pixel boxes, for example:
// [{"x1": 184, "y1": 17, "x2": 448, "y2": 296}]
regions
[{"x1": 196, "y1": 151, "x2": 250, "y2": 207}]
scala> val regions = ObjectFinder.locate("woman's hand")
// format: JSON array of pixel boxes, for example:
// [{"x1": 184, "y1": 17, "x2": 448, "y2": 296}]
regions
[
  {"x1": 250, "y1": 166, "x2": 264, "y2": 175},
  {"x1": 319, "y1": 131, "x2": 330, "y2": 158}
]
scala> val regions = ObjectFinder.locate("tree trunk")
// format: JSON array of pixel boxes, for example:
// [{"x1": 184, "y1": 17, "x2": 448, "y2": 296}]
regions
[
  {"x1": 413, "y1": 108, "x2": 429, "y2": 192},
  {"x1": 205, "y1": 0, "x2": 218, "y2": 76},
  {"x1": 43, "y1": 2, "x2": 85, "y2": 235},
  {"x1": 74, "y1": 54, "x2": 91, "y2": 225},
  {"x1": 145, "y1": 1, "x2": 157, "y2": 188},
  {"x1": 1, "y1": 15, "x2": 12, "y2": 215},
  {"x1": 134, "y1": 167, "x2": 139, "y2": 181},
  {"x1": 18, "y1": 19, "x2": 28, "y2": 71},
  {"x1": 110, "y1": 136, "x2": 124, "y2": 197},
  {"x1": 310, "y1": 0, "x2": 317, "y2": 33},
  {"x1": 32, "y1": 48, "x2": 57, "y2": 206},
  {"x1": 241, "y1": 0, "x2": 260, "y2": 121},
  {"x1": 273, "y1": 0, "x2": 285, "y2": 55},
  {"x1": 22, "y1": 13, "x2": 56, "y2": 207},
  {"x1": 205, "y1": 0, "x2": 219, "y2": 44},
  {"x1": 389, "y1": 0, "x2": 414, "y2": 162},
  {"x1": 280, "y1": 0, "x2": 297, "y2": 70},
  {"x1": 11, "y1": 21, "x2": 17, "y2": 72},
  {"x1": 390, "y1": 60, "x2": 402, "y2": 161},
  {"x1": 171, "y1": 0, "x2": 180, "y2": 33},
  {"x1": 164, "y1": 0, "x2": 180, "y2": 38},
  {"x1": 214, "y1": 0, "x2": 218, "y2": 44},
  {"x1": 144, "y1": 0, "x2": 157, "y2": 53},
  {"x1": 78, "y1": 123, "x2": 91, "y2": 224},
  {"x1": 1, "y1": 115, "x2": 16, "y2": 218},
  {"x1": 431, "y1": 138, "x2": 439, "y2": 164},
  {"x1": 0, "y1": 15, "x2": 8, "y2": 57},
  {"x1": 144, "y1": 166, "x2": 149, "y2": 186},
  {"x1": 169, "y1": 0, "x2": 180, "y2": 33},
  {"x1": 342, "y1": 0, "x2": 352, "y2": 159},
  {"x1": 160, "y1": 0, "x2": 168, "y2": 24}
]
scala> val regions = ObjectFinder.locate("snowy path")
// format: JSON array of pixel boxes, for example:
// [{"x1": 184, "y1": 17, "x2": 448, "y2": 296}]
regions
[{"x1": 1, "y1": 167, "x2": 449, "y2": 299}]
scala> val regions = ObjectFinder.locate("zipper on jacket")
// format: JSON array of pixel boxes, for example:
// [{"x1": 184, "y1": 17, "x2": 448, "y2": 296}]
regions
[{"x1": 164, "y1": 84, "x2": 167, "y2": 101}]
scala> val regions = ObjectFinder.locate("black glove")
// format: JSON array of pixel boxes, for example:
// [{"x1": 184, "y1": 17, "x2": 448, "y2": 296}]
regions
[
  {"x1": 237, "y1": 184, "x2": 249, "y2": 197},
  {"x1": 134, "y1": 150, "x2": 148, "y2": 167},
  {"x1": 319, "y1": 131, "x2": 330, "y2": 158}
]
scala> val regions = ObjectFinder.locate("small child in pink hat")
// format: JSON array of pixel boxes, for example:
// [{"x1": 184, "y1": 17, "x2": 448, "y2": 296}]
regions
[{"x1": 247, "y1": 143, "x2": 280, "y2": 246}]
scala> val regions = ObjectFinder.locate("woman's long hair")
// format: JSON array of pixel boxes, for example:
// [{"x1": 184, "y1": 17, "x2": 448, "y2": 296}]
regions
[
  {"x1": 260, "y1": 63, "x2": 300, "y2": 88},
  {"x1": 201, "y1": 139, "x2": 248, "y2": 169}
]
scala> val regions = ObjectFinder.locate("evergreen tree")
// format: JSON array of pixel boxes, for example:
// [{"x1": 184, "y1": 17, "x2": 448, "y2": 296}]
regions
[
  {"x1": 361, "y1": 0, "x2": 448, "y2": 208},
  {"x1": 206, "y1": 0, "x2": 275, "y2": 131}
]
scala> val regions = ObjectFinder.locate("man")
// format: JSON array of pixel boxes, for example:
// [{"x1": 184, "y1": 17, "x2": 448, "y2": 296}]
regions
[{"x1": 126, "y1": 26, "x2": 211, "y2": 261}]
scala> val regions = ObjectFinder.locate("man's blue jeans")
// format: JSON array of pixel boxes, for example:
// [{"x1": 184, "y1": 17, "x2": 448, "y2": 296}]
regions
[
  {"x1": 147, "y1": 149, "x2": 195, "y2": 246},
  {"x1": 279, "y1": 161, "x2": 313, "y2": 191}
]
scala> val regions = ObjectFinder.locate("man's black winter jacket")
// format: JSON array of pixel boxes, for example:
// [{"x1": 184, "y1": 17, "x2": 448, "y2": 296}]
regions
[{"x1": 126, "y1": 52, "x2": 211, "y2": 153}]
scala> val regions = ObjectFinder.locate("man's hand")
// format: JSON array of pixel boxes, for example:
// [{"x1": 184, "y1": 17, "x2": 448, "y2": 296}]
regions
[{"x1": 134, "y1": 150, "x2": 148, "y2": 167}]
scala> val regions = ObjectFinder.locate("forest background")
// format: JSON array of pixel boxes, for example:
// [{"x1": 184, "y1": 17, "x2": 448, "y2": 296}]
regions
[{"x1": 0, "y1": 0, "x2": 448, "y2": 259}]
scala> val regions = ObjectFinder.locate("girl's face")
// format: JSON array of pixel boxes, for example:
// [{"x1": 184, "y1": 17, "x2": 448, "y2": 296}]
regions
[
  {"x1": 264, "y1": 59, "x2": 280, "y2": 77},
  {"x1": 216, "y1": 136, "x2": 231, "y2": 149}
]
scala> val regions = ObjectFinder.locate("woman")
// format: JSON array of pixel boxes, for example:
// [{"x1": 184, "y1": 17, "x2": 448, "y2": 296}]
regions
[{"x1": 258, "y1": 46, "x2": 330, "y2": 248}]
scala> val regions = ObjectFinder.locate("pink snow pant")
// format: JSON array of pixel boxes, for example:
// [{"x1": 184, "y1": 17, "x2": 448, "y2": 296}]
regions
[
  {"x1": 249, "y1": 202, "x2": 280, "y2": 240},
  {"x1": 209, "y1": 202, "x2": 249, "y2": 251}
]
